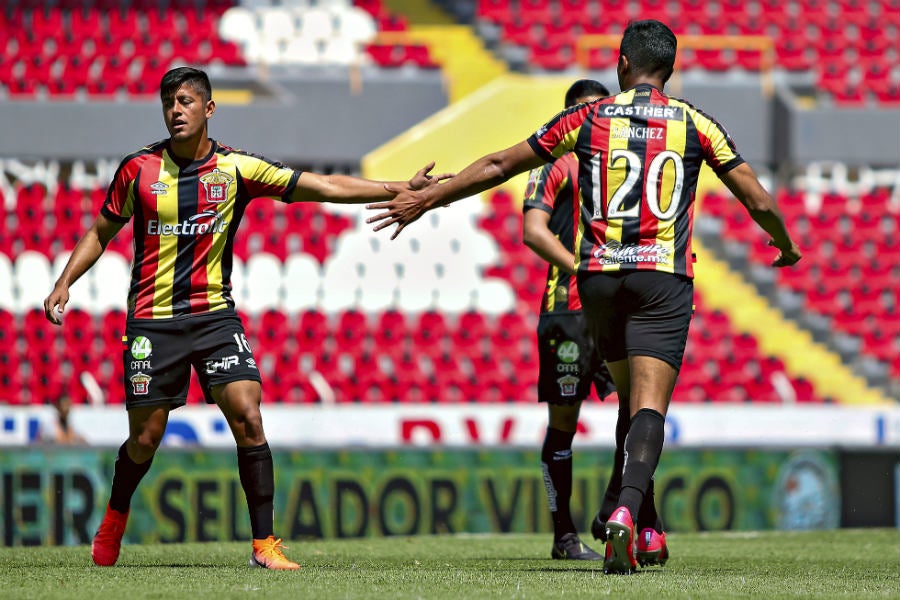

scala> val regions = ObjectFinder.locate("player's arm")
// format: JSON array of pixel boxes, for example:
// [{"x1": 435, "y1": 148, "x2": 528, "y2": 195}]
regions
[
  {"x1": 523, "y1": 209, "x2": 576, "y2": 275},
  {"x1": 718, "y1": 163, "x2": 802, "y2": 267},
  {"x1": 290, "y1": 162, "x2": 452, "y2": 204},
  {"x1": 367, "y1": 140, "x2": 545, "y2": 238},
  {"x1": 44, "y1": 213, "x2": 125, "y2": 325}
]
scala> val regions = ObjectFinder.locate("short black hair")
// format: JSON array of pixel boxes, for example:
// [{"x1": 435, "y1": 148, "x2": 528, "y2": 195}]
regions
[
  {"x1": 160, "y1": 67, "x2": 212, "y2": 103},
  {"x1": 564, "y1": 79, "x2": 611, "y2": 108},
  {"x1": 619, "y1": 20, "x2": 677, "y2": 83}
]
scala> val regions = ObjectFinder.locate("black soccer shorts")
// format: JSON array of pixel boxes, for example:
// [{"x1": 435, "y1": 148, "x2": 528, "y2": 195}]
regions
[
  {"x1": 577, "y1": 270, "x2": 694, "y2": 371},
  {"x1": 122, "y1": 310, "x2": 261, "y2": 409},
  {"x1": 536, "y1": 310, "x2": 616, "y2": 405}
]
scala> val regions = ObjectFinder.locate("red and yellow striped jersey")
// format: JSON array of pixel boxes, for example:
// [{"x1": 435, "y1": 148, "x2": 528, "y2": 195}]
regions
[
  {"x1": 523, "y1": 153, "x2": 583, "y2": 313},
  {"x1": 527, "y1": 83, "x2": 743, "y2": 279},
  {"x1": 102, "y1": 139, "x2": 300, "y2": 319}
]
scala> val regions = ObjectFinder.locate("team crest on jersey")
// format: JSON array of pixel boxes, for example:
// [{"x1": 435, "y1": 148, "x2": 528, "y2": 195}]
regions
[
  {"x1": 130, "y1": 372, "x2": 151, "y2": 395},
  {"x1": 557, "y1": 374, "x2": 579, "y2": 397},
  {"x1": 554, "y1": 286, "x2": 568, "y2": 304},
  {"x1": 199, "y1": 168, "x2": 233, "y2": 203}
]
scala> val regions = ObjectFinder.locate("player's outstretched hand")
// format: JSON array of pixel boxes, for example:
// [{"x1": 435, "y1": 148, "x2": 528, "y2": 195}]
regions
[
  {"x1": 408, "y1": 161, "x2": 454, "y2": 191},
  {"x1": 43, "y1": 286, "x2": 69, "y2": 325},
  {"x1": 769, "y1": 239, "x2": 802, "y2": 268},
  {"x1": 367, "y1": 188, "x2": 429, "y2": 239}
]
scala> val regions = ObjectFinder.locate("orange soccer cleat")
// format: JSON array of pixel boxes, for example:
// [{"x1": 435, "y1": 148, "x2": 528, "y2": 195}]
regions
[
  {"x1": 250, "y1": 536, "x2": 300, "y2": 570},
  {"x1": 91, "y1": 504, "x2": 130, "y2": 566}
]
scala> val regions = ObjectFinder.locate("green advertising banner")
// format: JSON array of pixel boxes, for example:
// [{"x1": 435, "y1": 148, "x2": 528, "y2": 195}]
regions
[{"x1": 0, "y1": 447, "x2": 840, "y2": 546}]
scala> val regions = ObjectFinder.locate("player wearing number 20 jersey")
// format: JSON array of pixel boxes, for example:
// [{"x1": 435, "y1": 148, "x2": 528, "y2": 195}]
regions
[{"x1": 527, "y1": 83, "x2": 744, "y2": 279}]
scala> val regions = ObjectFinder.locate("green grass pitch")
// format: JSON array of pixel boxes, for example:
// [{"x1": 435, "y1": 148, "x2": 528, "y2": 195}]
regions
[{"x1": 1, "y1": 529, "x2": 898, "y2": 599}]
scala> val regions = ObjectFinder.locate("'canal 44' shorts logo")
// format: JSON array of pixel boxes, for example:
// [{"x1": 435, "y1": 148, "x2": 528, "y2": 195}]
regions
[
  {"x1": 557, "y1": 341, "x2": 579, "y2": 363},
  {"x1": 556, "y1": 340, "x2": 581, "y2": 397},
  {"x1": 129, "y1": 336, "x2": 153, "y2": 395},
  {"x1": 131, "y1": 336, "x2": 153, "y2": 359}
]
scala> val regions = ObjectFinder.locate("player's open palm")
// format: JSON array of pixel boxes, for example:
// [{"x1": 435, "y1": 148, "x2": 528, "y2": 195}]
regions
[{"x1": 367, "y1": 188, "x2": 430, "y2": 239}]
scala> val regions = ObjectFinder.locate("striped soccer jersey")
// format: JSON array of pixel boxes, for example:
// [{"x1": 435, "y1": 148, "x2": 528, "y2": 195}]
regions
[
  {"x1": 527, "y1": 83, "x2": 744, "y2": 279},
  {"x1": 523, "y1": 152, "x2": 583, "y2": 313},
  {"x1": 102, "y1": 139, "x2": 300, "y2": 319}
]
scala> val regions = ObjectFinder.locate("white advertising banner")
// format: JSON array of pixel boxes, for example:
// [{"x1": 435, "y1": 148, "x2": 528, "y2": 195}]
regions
[{"x1": 4, "y1": 403, "x2": 900, "y2": 448}]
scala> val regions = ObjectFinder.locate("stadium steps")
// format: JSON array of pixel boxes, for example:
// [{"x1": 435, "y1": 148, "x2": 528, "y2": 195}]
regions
[
  {"x1": 362, "y1": 73, "x2": 572, "y2": 197},
  {"x1": 692, "y1": 236, "x2": 890, "y2": 406},
  {"x1": 381, "y1": 0, "x2": 458, "y2": 25},
  {"x1": 378, "y1": 25, "x2": 507, "y2": 102}
]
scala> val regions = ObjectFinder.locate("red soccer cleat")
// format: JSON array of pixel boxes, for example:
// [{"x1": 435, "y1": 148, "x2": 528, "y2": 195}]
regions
[
  {"x1": 603, "y1": 506, "x2": 637, "y2": 574},
  {"x1": 91, "y1": 504, "x2": 129, "y2": 566},
  {"x1": 636, "y1": 527, "x2": 669, "y2": 567}
]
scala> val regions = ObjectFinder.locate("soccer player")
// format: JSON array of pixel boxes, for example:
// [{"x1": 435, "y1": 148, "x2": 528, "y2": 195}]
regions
[
  {"x1": 43, "y1": 66, "x2": 449, "y2": 570},
  {"x1": 525, "y1": 78, "x2": 609, "y2": 560},
  {"x1": 525, "y1": 78, "x2": 665, "y2": 563},
  {"x1": 368, "y1": 20, "x2": 801, "y2": 574}
]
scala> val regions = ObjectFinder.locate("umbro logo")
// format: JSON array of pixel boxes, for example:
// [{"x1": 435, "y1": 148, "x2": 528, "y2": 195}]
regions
[
  {"x1": 553, "y1": 449, "x2": 573, "y2": 461},
  {"x1": 150, "y1": 181, "x2": 169, "y2": 195}
]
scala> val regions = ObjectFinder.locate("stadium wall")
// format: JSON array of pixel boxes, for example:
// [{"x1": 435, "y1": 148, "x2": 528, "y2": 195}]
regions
[
  {"x1": 2, "y1": 405, "x2": 897, "y2": 545},
  {"x1": 4, "y1": 72, "x2": 898, "y2": 173},
  {"x1": 0, "y1": 446, "x2": 858, "y2": 546},
  {"x1": 0, "y1": 70, "x2": 449, "y2": 172},
  {"x1": 774, "y1": 87, "x2": 900, "y2": 168}
]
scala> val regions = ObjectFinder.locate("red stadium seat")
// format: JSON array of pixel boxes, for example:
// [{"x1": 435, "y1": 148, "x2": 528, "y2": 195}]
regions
[
  {"x1": 477, "y1": 0, "x2": 514, "y2": 24},
  {"x1": 336, "y1": 309, "x2": 368, "y2": 351},
  {"x1": 529, "y1": 42, "x2": 575, "y2": 72},
  {"x1": 297, "y1": 309, "x2": 329, "y2": 348}
]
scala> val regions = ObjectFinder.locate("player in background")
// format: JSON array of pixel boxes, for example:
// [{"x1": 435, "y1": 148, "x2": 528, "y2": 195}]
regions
[
  {"x1": 525, "y1": 79, "x2": 666, "y2": 562},
  {"x1": 524, "y1": 78, "x2": 609, "y2": 560},
  {"x1": 367, "y1": 20, "x2": 801, "y2": 574},
  {"x1": 44, "y1": 66, "x2": 449, "y2": 570}
]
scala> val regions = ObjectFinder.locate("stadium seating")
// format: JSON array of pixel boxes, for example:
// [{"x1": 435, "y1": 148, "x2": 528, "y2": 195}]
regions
[
  {"x1": 0, "y1": 0, "x2": 436, "y2": 99},
  {"x1": 5, "y1": 0, "x2": 857, "y2": 406},
  {"x1": 475, "y1": 0, "x2": 900, "y2": 105},
  {"x1": 702, "y1": 187, "x2": 900, "y2": 381},
  {"x1": 0, "y1": 176, "x2": 830, "y2": 406}
]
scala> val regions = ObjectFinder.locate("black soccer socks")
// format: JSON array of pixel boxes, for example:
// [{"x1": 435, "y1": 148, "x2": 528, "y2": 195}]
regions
[{"x1": 238, "y1": 442, "x2": 275, "y2": 540}]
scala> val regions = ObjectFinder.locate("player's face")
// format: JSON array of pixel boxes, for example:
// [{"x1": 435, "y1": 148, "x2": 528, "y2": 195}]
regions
[
  {"x1": 575, "y1": 94, "x2": 605, "y2": 104},
  {"x1": 162, "y1": 83, "x2": 215, "y2": 143}
]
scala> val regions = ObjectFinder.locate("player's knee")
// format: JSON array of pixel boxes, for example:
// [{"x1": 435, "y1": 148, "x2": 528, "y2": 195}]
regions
[
  {"x1": 229, "y1": 408, "x2": 265, "y2": 443},
  {"x1": 548, "y1": 404, "x2": 581, "y2": 432},
  {"x1": 128, "y1": 434, "x2": 161, "y2": 461}
]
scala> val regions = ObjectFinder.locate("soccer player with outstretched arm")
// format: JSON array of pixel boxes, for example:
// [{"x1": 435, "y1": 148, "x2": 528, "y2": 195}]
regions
[
  {"x1": 44, "y1": 66, "x2": 449, "y2": 570},
  {"x1": 368, "y1": 20, "x2": 801, "y2": 574}
]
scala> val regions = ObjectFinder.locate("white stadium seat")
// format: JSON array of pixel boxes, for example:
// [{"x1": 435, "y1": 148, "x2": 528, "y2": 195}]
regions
[
  {"x1": 0, "y1": 253, "x2": 15, "y2": 311},
  {"x1": 230, "y1": 257, "x2": 247, "y2": 306},
  {"x1": 320, "y1": 38, "x2": 362, "y2": 65},
  {"x1": 218, "y1": 7, "x2": 259, "y2": 48},
  {"x1": 297, "y1": 7, "x2": 335, "y2": 42},
  {"x1": 244, "y1": 252, "x2": 284, "y2": 315},
  {"x1": 91, "y1": 252, "x2": 131, "y2": 313},
  {"x1": 282, "y1": 37, "x2": 323, "y2": 65},
  {"x1": 14, "y1": 250, "x2": 52, "y2": 313},
  {"x1": 259, "y1": 7, "x2": 297, "y2": 42},
  {"x1": 282, "y1": 253, "x2": 321, "y2": 311},
  {"x1": 473, "y1": 278, "x2": 517, "y2": 316},
  {"x1": 334, "y1": 6, "x2": 377, "y2": 44}
]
